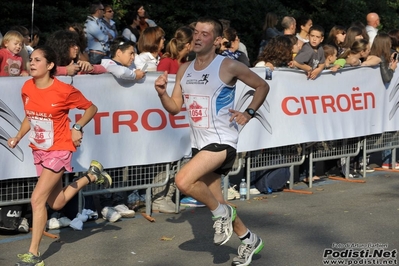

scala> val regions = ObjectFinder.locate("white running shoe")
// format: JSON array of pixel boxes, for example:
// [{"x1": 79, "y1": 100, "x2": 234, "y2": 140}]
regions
[
  {"x1": 101, "y1": 207, "x2": 122, "y2": 223},
  {"x1": 114, "y1": 204, "x2": 135, "y2": 218}
]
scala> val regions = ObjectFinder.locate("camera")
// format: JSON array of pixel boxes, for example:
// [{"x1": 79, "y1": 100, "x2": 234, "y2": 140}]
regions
[{"x1": 393, "y1": 53, "x2": 398, "y2": 61}]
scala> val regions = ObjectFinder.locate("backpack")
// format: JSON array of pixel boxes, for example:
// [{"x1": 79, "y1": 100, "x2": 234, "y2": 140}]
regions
[
  {"x1": 251, "y1": 167, "x2": 290, "y2": 194},
  {"x1": 0, "y1": 205, "x2": 23, "y2": 234}
]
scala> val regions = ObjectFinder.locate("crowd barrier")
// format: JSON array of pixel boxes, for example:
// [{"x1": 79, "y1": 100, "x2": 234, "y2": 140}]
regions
[{"x1": 2, "y1": 66, "x2": 399, "y2": 215}]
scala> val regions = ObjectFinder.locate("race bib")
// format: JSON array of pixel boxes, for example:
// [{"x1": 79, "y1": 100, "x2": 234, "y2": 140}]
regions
[
  {"x1": 185, "y1": 94, "x2": 209, "y2": 128},
  {"x1": 28, "y1": 119, "x2": 54, "y2": 150}
]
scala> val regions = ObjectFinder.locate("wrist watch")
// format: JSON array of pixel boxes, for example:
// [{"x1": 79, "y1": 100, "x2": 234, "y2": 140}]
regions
[
  {"x1": 245, "y1": 108, "x2": 256, "y2": 118},
  {"x1": 72, "y1": 124, "x2": 82, "y2": 131}
]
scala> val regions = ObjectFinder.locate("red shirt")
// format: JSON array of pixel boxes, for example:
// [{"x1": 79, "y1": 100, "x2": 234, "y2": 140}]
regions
[
  {"x1": 22, "y1": 77, "x2": 93, "y2": 151},
  {"x1": 157, "y1": 57, "x2": 179, "y2": 74},
  {"x1": 0, "y1": 48, "x2": 27, "y2": 76}
]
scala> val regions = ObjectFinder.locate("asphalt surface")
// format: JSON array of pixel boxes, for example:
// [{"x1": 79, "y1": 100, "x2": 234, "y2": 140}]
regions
[{"x1": 1, "y1": 170, "x2": 398, "y2": 266}]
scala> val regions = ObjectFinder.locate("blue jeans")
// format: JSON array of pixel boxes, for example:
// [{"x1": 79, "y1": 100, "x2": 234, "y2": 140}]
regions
[{"x1": 89, "y1": 52, "x2": 105, "y2": 64}]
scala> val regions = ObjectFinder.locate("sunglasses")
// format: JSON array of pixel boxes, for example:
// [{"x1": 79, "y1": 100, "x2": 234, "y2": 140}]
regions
[{"x1": 106, "y1": 10, "x2": 114, "y2": 13}]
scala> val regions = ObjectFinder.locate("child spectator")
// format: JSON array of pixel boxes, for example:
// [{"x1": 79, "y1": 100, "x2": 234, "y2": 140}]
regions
[
  {"x1": 323, "y1": 44, "x2": 340, "y2": 72},
  {"x1": 157, "y1": 26, "x2": 193, "y2": 74},
  {"x1": 0, "y1": 30, "x2": 29, "y2": 76},
  {"x1": 335, "y1": 39, "x2": 370, "y2": 68},
  {"x1": 293, "y1": 25, "x2": 325, "y2": 79},
  {"x1": 101, "y1": 37, "x2": 145, "y2": 81}
]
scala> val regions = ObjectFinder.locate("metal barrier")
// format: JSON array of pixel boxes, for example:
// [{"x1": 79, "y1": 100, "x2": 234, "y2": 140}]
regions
[
  {"x1": 243, "y1": 144, "x2": 306, "y2": 197},
  {"x1": 1, "y1": 132, "x2": 398, "y2": 213},
  {"x1": 307, "y1": 138, "x2": 362, "y2": 187},
  {"x1": 80, "y1": 163, "x2": 171, "y2": 215},
  {"x1": 361, "y1": 131, "x2": 399, "y2": 176}
]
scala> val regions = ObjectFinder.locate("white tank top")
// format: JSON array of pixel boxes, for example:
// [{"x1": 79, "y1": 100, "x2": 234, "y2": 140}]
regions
[{"x1": 181, "y1": 55, "x2": 239, "y2": 150}]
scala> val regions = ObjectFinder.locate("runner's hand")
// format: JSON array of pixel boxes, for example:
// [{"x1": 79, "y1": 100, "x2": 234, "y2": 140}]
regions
[
  {"x1": 229, "y1": 109, "x2": 251, "y2": 125},
  {"x1": 155, "y1": 71, "x2": 168, "y2": 97}
]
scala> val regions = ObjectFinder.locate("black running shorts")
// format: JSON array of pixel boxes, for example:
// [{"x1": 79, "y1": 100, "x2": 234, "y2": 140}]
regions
[{"x1": 192, "y1": 143, "x2": 237, "y2": 175}]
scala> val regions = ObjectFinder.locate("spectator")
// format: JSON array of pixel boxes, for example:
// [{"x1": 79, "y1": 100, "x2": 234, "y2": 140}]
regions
[
  {"x1": 258, "y1": 12, "x2": 282, "y2": 56},
  {"x1": 84, "y1": 1, "x2": 112, "y2": 64},
  {"x1": 362, "y1": 33, "x2": 397, "y2": 83},
  {"x1": 157, "y1": 26, "x2": 193, "y2": 74},
  {"x1": 335, "y1": 39, "x2": 370, "y2": 68},
  {"x1": 295, "y1": 16, "x2": 313, "y2": 48},
  {"x1": 366, "y1": 12, "x2": 380, "y2": 47},
  {"x1": 101, "y1": 37, "x2": 145, "y2": 81},
  {"x1": 281, "y1": 16, "x2": 296, "y2": 35},
  {"x1": 0, "y1": 30, "x2": 29, "y2": 76},
  {"x1": 220, "y1": 27, "x2": 250, "y2": 67},
  {"x1": 323, "y1": 44, "x2": 340, "y2": 72},
  {"x1": 122, "y1": 12, "x2": 141, "y2": 46},
  {"x1": 388, "y1": 29, "x2": 399, "y2": 53},
  {"x1": 134, "y1": 26, "x2": 165, "y2": 71},
  {"x1": 254, "y1": 35, "x2": 294, "y2": 69},
  {"x1": 131, "y1": 4, "x2": 157, "y2": 35},
  {"x1": 46, "y1": 30, "x2": 106, "y2": 76},
  {"x1": 67, "y1": 22, "x2": 89, "y2": 62},
  {"x1": 102, "y1": 4, "x2": 117, "y2": 39},
  {"x1": 219, "y1": 19, "x2": 248, "y2": 58},
  {"x1": 326, "y1": 25, "x2": 346, "y2": 56},
  {"x1": 350, "y1": 21, "x2": 369, "y2": 42},
  {"x1": 26, "y1": 26, "x2": 41, "y2": 55},
  {"x1": 10, "y1": 25, "x2": 31, "y2": 74},
  {"x1": 293, "y1": 25, "x2": 325, "y2": 80},
  {"x1": 341, "y1": 26, "x2": 364, "y2": 54}
]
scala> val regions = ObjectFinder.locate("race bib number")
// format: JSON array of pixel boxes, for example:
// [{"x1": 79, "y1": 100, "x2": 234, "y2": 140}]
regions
[
  {"x1": 185, "y1": 94, "x2": 209, "y2": 128},
  {"x1": 28, "y1": 119, "x2": 54, "y2": 150}
]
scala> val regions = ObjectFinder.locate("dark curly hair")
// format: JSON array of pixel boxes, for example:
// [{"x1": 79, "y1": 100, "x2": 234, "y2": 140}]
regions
[
  {"x1": 45, "y1": 30, "x2": 80, "y2": 66},
  {"x1": 32, "y1": 45, "x2": 58, "y2": 78},
  {"x1": 254, "y1": 35, "x2": 293, "y2": 67}
]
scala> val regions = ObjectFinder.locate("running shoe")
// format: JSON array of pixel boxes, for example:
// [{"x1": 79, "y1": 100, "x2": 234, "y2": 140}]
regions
[
  {"x1": 114, "y1": 204, "x2": 135, "y2": 218},
  {"x1": 213, "y1": 204, "x2": 236, "y2": 246},
  {"x1": 226, "y1": 185, "x2": 241, "y2": 200},
  {"x1": 101, "y1": 207, "x2": 121, "y2": 223},
  {"x1": 87, "y1": 160, "x2": 112, "y2": 188},
  {"x1": 15, "y1": 252, "x2": 44, "y2": 266},
  {"x1": 180, "y1": 197, "x2": 205, "y2": 207},
  {"x1": 232, "y1": 233, "x2": 264, "y2": 266}
]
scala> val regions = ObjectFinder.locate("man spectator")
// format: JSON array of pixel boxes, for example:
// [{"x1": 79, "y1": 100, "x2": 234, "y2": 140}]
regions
[
  {"x1": 84, "y1": 2, "x2": 112, "y2": 64},
  {"x1": 281, "y1": 16, "x2": 296, "y2": 35},
  {"x1": 366, "y1": 12, "x2": 380, "y2": 47}
]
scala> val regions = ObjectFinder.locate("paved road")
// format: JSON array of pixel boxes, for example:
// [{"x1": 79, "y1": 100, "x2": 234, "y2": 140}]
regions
[{"x1": 1, "y1": 170, "x2": 398, "y2": 266}]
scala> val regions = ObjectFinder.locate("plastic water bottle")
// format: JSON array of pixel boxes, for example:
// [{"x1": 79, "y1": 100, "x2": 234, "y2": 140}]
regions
[{"x1": 239, "y1": 179, "x2": 247, "y2": 201}]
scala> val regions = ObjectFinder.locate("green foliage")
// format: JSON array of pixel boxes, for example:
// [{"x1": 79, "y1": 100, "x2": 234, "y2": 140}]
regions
[{"x1": 1, "y1": 0, "x2": 398, "y2": 64}]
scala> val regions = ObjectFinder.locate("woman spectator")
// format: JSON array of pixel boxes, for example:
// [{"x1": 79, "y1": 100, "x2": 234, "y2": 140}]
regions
[
  {"x1": 362, "y1": 33, "x2": 398, "y2": 83},
  {"x1": 67, "y1": 23, "x2": 89, "y2": 62},
  {"x1": 326, "y1": 25, "x2": 346, "y2": 56},
  {"x1": 258, "y1": 12, "x2": 282, "y2": 56},
  {"x1": 341, "y1": 26, "x2": 364, "y2": 54},
  {"x1": 219, "y1": 27, "x2": 250, "y2": 67},
  {"x1": 134, "y1": 26, "x2": 165, "y2": 71},
  {"x1": 295, "y1": 16, "x2": 312, "y2": 49},
  {"x1": 46, "y1": 30, "x2": 106, "y2": 76},
  {"x1": 157, "y1": 26, "x2": 193, "y2": 74},
  {"x1": 254, "y1": 35, "x2": 294, "y2": 69},
  {"x1": 388, "y1": 29, "x2": 399, "y2": 53}
]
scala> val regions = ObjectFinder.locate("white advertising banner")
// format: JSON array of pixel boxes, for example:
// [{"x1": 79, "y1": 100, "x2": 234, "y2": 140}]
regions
[{"x1": 1, "y1": 67, "x2": 399, "y2": 180}]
